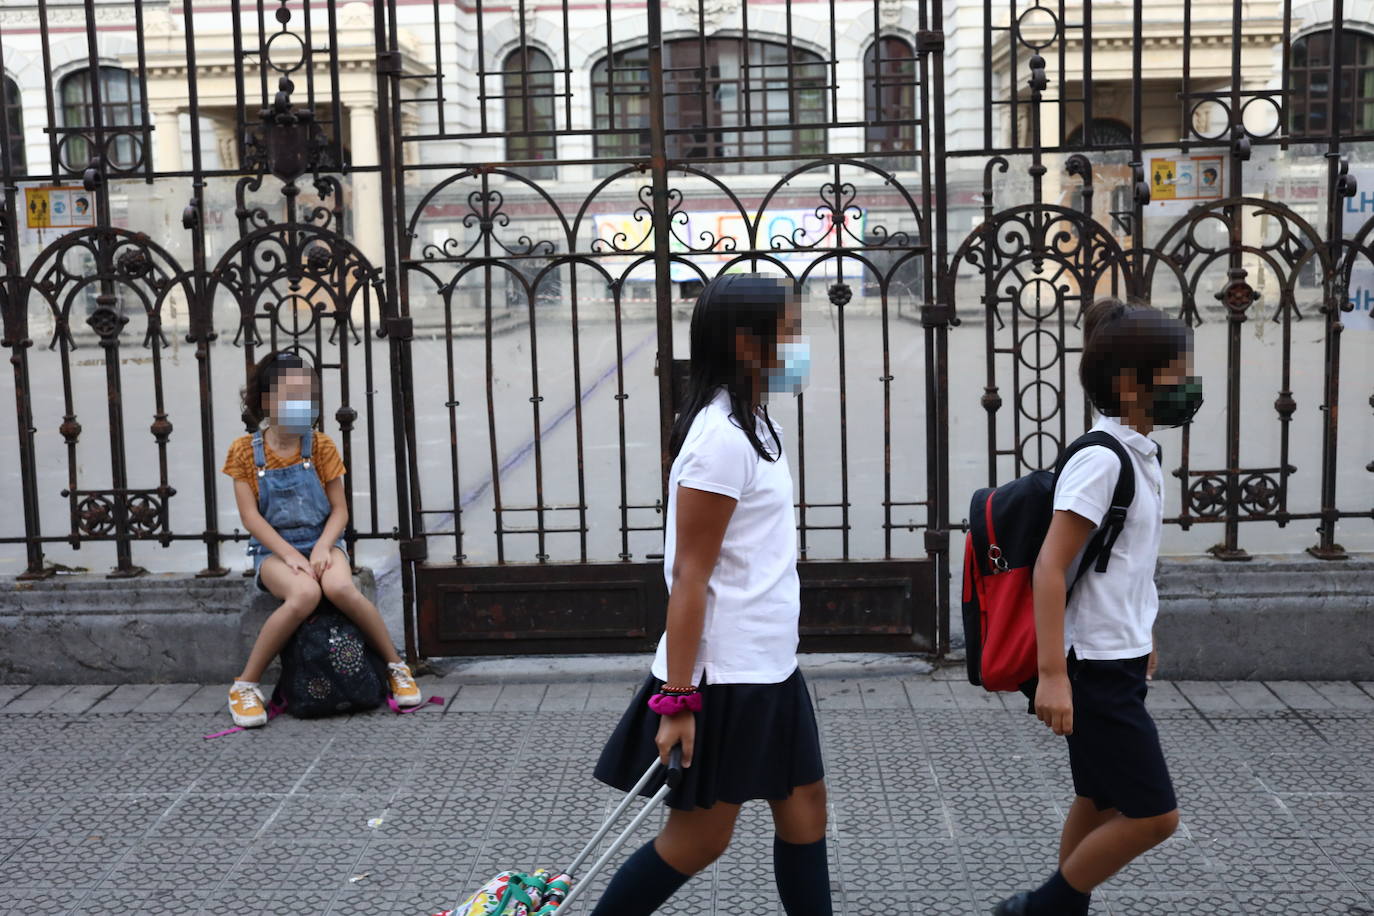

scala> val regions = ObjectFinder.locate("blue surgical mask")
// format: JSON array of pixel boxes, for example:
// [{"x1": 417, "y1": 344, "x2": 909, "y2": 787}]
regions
[
  {"x1": 765, "y1": 337, "x2": 811, "y2": 395},
  {"x1": 276, "y1": 399, "x2": 318, "y2": 435}
]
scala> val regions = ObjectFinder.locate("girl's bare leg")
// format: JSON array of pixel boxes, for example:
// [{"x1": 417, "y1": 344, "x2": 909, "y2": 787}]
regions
[
  {"x1": 239, "y1": 556, "x2": 323, "y2": 682},
  {"x1": 318, "y1": 547, "x2": 402, "y2": 664}
]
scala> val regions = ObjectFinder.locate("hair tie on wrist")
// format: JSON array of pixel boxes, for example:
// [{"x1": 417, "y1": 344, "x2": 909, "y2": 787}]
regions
[{"x1": 648, "y1": 692, "x2": 703, "y2": 716}]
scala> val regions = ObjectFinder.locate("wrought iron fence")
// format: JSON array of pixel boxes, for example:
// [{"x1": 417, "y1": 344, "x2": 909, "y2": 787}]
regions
[
  {"x1": 0, "y1": 0, "x2": 413, "y2": 652},
  {"x1": 0, "y1": 0, "x2": 1370, "y2": 660},
  {"x1": 942, "y1": 0, "x2": 1373, "y2": 563}
]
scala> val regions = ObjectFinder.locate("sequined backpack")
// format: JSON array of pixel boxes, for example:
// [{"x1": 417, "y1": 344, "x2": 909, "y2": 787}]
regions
[{"x1": 272, "y1": 601, "x2": 389, "y2": 718}]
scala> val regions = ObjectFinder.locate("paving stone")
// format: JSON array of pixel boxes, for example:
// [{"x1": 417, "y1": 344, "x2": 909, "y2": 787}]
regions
[
  {"x1": 43, "y1": 685, "x2": 116, "y2": 714},
  {"x1": 0, "y1": 686, "x2": 30, "y2": 710},
  {"x1": 130, "y1": 684, "x2": 202, "y2": 714},
  {"x1": 1311, "y1": 681, "x2": 1374, "y2": 710},
  {"x1": 813, "y1": 678, "x2": 865, "y2": 710},
  {"x1": 86, "y1": 684, "x2": 160, "y2": 715},
  {"x1": 446, "y1": 684, "x2": 501, "y2": 713},
  {"x1": 537, "y1": 681, "x2": 590, "y2": 711},
  {"x1": 0, "y1": 686, "x2": 73, "y2": 714},
  {"x1": 948, "y1": 680, "x2": 1007, "y2": 710},
  {"x1": 1174, "y1": 681, "x2": 1244, "y2": 714},
  {"x1": 903, "y1": 678, "x2": 957, "y2": 709},
  {"x1": 493, "y1": 683, "x2": 547, "y2": 711},
  {"x1": 2, "y1": 677, "x2": 1372, "y2": 914},
  {"x1": 1263, "y1": 681, "x2": 1334, "y2": 709},
  {"x1": 1219, "y1": 681, "x2": 1286, "y2": 712},
  {"x1": 1144, "y1": 680, "x2": 1193, "y2": 710},
  {"x1": 857, "y1": 677, "x2": 911, "y2": 709},
  {"x1": 583, "y1": 681, "x2": 636, "y2": 712},
  {"x1": 179, "y1": 684, "x2": 234, "y2": 714}
]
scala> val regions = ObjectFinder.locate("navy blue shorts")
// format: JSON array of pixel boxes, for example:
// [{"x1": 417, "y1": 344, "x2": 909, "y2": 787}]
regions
[{"x1": 1065, "y1": 649, "x2": 1177, "y2": 819}]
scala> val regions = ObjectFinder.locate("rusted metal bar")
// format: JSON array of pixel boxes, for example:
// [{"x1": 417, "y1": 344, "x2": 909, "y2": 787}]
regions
[
  {"x1": 647, "y1": 0, "x2": 676, "y2": 510},
  {"x1": 1310, "y1": 0, "x2": 1347, "y2": 560},
  {"x1": 1210, "y1": 0, "x2": 1251, "y2": 561}
]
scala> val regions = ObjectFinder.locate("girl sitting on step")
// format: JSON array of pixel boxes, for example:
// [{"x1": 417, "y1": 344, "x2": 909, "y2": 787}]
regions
[{"x1": 219, "y1": 349, "x2": 421, "y2": 727}]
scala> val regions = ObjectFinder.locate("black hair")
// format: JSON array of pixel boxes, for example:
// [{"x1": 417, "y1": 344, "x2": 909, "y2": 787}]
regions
[
  {"x1": 241, "y1": 350, "x2": 321, "y2": 430},
  {"x1": 669, "y1": 273, "x2": 791, "y2": 461},
  {"x1": 1079, "y1": 297, "x2": 1192, "y2": 417}
]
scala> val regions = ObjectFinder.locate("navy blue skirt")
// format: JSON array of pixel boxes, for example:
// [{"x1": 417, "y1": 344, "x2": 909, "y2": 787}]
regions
[{"x1": 593, "y1": 667, "x2": 825, "y2": 811}]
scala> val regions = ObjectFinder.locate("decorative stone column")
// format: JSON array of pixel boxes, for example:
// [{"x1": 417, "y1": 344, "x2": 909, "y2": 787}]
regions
[
  {"x1": 347, "y1": 100, "x2": 384, "y2": 273},
  {"x1": 150, "y1": 104, "x2": 182, "y2": 173},
  {"x1": 208, "y1": 114, "x2": 238, "y2": 172}
]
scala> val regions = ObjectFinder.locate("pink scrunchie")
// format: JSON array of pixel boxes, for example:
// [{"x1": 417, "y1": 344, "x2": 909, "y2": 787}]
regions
[{"x1": 648, "y1": 692, "x2": 703, "y2": 716}]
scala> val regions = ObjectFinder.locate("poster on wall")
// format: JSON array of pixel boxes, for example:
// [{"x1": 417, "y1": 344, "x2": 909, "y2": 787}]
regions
[
  {"x1": 1341, "y1": 169, "x2": 1374, "y2": 330},
  {"x1": 1149, "y1": 156, "x2": 1224, "y2": 201},
  {"x1": 25, "y1": 187, "x2": 96, "y2": 229}
]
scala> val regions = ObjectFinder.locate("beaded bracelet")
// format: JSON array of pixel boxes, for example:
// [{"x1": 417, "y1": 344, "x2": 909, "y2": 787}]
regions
[{"x1": 659, "y1": 683, "x2": 698, "y2": 696}]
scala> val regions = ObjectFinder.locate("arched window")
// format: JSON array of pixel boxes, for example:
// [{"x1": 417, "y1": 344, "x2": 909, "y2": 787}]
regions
[
  {"x1": 864, "y1": 37, "x2": 916, "y2": 168},
  {"x1": 504, "y1": 47, "x2": 557, "y2": 179},
  {"x1": 1290, "y1": 29, "x2": 1374, "y2": 136},
  {"x1": 1066, "y1": 117, "x2": 1132, "y2": 147},
  {"x1": 2, "y1": 76, "x2": 24, "y2": 175},
  {"x1": 60, "y1": 66, "x2": 144, "y2": 171},
  {"x1": 592, "y1": 37, "x2": 827, "y2": 174}
]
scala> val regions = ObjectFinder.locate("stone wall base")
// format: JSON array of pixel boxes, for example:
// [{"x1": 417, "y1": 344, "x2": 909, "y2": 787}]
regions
[
  {"x1": 0, "y1": 571, "x2": 375, "y2": 684},
  {"x1": 1153, "y1": 554, "x2": 1374, "y2": 680},
  {"x1": 2, "y1": 555, "x2": 1370, "y2": 683}
]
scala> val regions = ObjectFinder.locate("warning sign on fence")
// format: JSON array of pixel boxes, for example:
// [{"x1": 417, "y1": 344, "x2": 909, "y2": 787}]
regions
[
  {"x1": 25, "y1": 187, "x2": 96, "y2": 229},
  {"x1": 1150, "y1": 156, "x2": 1224, "y2": 201}
]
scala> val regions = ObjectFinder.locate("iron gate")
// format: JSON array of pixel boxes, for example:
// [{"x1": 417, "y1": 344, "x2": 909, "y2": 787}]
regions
[
  {"x1": 1, "y1": 0, "x2": 1371, "y2": 663},
  {"x1": 393, "y1": 0, "x2": 946, "y2": 655}
]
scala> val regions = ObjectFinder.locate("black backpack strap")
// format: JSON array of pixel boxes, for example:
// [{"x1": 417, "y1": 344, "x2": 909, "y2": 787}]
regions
[{"x1": 1054, "y1": 431, "x2": 1135, "y2": 586}]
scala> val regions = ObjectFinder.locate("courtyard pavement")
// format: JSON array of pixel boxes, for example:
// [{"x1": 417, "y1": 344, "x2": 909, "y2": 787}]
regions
[{"x1": 2, "y1": 667, "x2": 1374, "y2": 916}]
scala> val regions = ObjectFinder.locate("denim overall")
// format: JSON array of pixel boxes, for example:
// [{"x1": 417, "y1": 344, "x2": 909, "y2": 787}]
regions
[{"x1": 247, "y1": 430, "x2": 346, "y2": 591}]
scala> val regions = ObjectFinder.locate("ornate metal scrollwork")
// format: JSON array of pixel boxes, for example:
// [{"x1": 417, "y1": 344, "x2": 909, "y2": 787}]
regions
[{"x1": 1187, "y1": 475, "x2": 1229, "y2": 519}]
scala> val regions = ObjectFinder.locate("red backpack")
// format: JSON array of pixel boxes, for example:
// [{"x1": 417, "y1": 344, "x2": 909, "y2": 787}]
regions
[{"x1": 961, "y1": 432, "x2": 1141, "y2": 693}]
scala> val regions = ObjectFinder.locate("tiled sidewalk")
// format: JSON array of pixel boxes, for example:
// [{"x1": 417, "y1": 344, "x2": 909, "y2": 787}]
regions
[{"x1": 2, "y1": 673, "x2": 1374, "y2": 915}]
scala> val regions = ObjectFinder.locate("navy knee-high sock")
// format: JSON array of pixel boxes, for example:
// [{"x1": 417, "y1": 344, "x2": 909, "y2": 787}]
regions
[
  {"x1": 1028, "y1": 869, "x2": 1090, "y2": 916},
  {"x1": 588, "y1": 840, "x2": 691, "y2": 916},
  {"x1": 773, "y1": 836, "x2": 834, "y2": 916}
]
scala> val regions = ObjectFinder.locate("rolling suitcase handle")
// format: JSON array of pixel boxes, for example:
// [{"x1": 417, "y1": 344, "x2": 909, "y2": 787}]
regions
[{"x1": 557, "y1": 746, "x2": 684, "y2": 911}]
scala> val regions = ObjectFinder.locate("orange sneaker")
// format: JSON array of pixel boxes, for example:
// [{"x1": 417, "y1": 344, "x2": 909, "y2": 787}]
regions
[
  {"x1": 386, "y1": 662, "x2": 422, "y2": 707},
  {"x1": 228, "y1": 682, "x2": 267, "y2": 727}
]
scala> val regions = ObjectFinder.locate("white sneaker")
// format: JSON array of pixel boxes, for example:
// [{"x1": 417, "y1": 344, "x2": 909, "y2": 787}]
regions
[{"x1": 228, "y1": 682, "x2": 268, "y2": 727}]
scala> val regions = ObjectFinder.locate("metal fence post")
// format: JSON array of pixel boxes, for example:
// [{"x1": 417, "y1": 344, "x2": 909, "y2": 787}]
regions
[{"x1": 646, "y1": 0, "x2": 676, "y2": 509}]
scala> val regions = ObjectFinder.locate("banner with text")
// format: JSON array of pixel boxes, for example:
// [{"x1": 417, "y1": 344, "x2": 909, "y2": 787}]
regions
[{"x1": 589, "y1": 208, "x2": 866, "y2": 282}]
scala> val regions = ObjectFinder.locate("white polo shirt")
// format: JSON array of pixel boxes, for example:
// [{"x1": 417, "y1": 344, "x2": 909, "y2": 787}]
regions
[
  {"x1": 1053, "y1": 414, "x2": 1164, "y2": 660},
  {"x1": 650, "y1": 388, "x2": 801, "y2": 686}
]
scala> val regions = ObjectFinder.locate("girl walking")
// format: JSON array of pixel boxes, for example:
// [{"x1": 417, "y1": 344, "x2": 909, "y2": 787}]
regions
[
  {"x1": 996, "y1": 298, "x2": 1200, "y2": 915},
  {"x1": 220, "y1": 350, "x2": 421, "y2": 727},
  {"x1": 589, "y1": 274, "x2": 832, "y2": 915}
]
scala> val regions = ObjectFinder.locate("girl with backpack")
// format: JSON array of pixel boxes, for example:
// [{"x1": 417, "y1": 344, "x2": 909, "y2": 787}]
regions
[
  {"x1": 995, "y1": 298, "x2": 1201, "y2": 916},
  {"x1": 220, "y1": 350, "x2": 422, "y2": 727},
  {"x1": 588, "y1": 274, "x2": 832, "y2": 916}
]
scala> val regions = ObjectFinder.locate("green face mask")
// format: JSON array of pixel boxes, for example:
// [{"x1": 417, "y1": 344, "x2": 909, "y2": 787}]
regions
[{"x1": 1150, "y1": 376, "x2": 1203, "y2": 427}]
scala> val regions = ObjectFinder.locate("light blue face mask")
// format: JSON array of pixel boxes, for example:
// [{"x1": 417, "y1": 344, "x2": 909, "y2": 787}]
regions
[
  {"x1": 276, "y1": 399, "x2": 318, "y2": 435},
  {"x1": 765, "y1": 337, "x2": 811, "y2": 395}
]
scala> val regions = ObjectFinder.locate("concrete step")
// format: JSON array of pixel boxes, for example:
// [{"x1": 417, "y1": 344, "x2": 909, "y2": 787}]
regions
[
  {"x1": 1, "y1": 570, "x2": 374, "y2": 685},
  {"x1": 0, "y1": 573, "x2": 250, "y2": 614}
]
